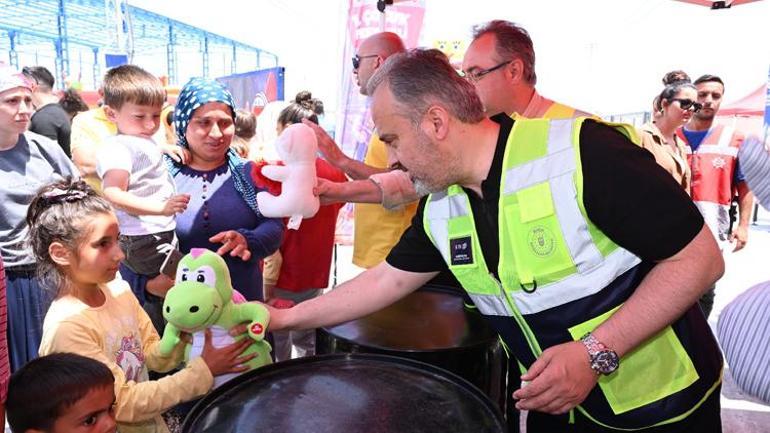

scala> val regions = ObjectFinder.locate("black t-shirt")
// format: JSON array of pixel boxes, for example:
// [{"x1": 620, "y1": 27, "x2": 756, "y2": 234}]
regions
[
  {"x1": 386, "y1": 114, "x2": 704, "y2": 276},
  {"x1": 30, "y1": 103, "x2": 72, "y2": 157}
]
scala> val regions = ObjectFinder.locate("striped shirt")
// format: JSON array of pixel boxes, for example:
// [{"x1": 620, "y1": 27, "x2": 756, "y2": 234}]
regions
[
  {"x1": 738, "y1": 135, "x2": 770, "y2": 210},
  {"x1": 717, "y1": 281, "x2": 770, "y2": 404}
]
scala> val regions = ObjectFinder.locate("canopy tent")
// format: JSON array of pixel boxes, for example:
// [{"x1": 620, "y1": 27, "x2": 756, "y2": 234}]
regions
[
  {"x1": 714, "y1": 83, "x2": 768, "y2": 138},
  {"x1": 718, "y1": 84, "x2": 767, "y2": 116},
  {"x1": 673, "y1": 0, "x2": 763, "y2": 9}
]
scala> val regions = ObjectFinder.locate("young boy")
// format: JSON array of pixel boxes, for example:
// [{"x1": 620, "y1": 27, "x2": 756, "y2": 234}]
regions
[
  {"x1": 95, "y1": 65, "x2": 189, "y2": 304},
  {"x1": 6, "y1": 353, "x2": 116, "y2": 433}
]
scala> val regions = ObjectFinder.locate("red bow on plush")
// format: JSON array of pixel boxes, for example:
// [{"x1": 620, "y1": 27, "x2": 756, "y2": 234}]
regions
[{"x1": 249, "y1": 159, "x2": 284, "y2": 196}]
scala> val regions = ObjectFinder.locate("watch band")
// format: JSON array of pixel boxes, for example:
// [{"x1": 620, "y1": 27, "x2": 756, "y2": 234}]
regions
[
  {"x1": 580, "y1": 332, "x2": 620, "y2": 375},
  {"x1": 580, "y1": 332, "x2": 607, "y2": 357}
]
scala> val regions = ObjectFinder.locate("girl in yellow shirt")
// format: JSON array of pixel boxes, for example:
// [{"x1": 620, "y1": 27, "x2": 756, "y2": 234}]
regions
[{"x1": 28, "y1": 179, "x2": 253, "y2": 433}]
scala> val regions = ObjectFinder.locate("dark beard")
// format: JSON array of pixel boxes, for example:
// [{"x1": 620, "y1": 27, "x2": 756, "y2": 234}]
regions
[{"x1": 695, "y1": 110, "x2": 715, "y2": 122}]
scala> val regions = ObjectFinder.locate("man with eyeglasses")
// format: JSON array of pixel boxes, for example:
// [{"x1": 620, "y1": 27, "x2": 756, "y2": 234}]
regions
[
  {"x1": 676, "y1": 74, "x2": 754, "y2": 318},
  {"x1": 461, "y1": 20, "x2": 590, "y2": 120},
  {"x1": 313, "y1": 20, "x2": 590, "y2": 211},
  {"x1": 306, "y1": 31, "x2": 415, "y2": 269}
]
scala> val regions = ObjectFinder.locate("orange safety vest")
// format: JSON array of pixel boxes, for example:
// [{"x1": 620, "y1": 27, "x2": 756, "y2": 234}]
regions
[
  {"x1": 678, "y1": 124, "x2": 742, "y2": 205},
  {"x1": 677, "y1": 124, "x2": 743, "y2": 236}
]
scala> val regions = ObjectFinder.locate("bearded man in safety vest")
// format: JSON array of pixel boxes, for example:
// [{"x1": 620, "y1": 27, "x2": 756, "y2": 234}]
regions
[
  {"x1": 270, "y1": 49, "x2": 725, "y2": 433},
  {"x1": 677, "y1": 74, "x2": 754, "y2": 318}
]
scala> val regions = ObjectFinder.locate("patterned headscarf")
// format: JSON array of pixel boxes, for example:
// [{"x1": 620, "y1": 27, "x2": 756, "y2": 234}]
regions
[{"x1": 168, "y1": 77, "x2": 260, "y2": 215}]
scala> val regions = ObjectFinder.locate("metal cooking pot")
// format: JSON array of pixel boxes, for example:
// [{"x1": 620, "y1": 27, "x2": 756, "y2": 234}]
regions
[
  {"x1": 183, "y1": 353, "x2": 506, "y2": 433},
  {"x1": 316, "y1": 285, "x2": 507, "y2": 410}
]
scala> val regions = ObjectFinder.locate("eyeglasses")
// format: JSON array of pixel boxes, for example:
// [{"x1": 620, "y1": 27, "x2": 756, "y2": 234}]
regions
[
  {"x1": 672, "y1": 98, "x2": 703, "y2": 112},
  {"x1": 352, "y1": 54, "x2": 379, "y2": 70},
  {"x1": 461, "y1": 61, "x2": 512, "y2": 83}
]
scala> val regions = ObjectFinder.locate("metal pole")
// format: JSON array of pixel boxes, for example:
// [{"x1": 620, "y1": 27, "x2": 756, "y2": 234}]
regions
[
  {"x1": 256, "y1": 48, "x2": 261, "y2": 69},
  {"x1": 92, "y1": 47, "x2": 100, "y2": 88},
  {"x1": 8, "y1": 31, "x2": 18, "y2": 68},
  {"x1": 56, "y1": 0, "x2": 70, "y2": 90},
  {"x1": 231, "y1": 42, "x2": 237, "y2": 74},
  {"x1": 167, "y1": 22, "x2": 176, "y2": 85},
  {"x1": 202, "y1": 35, "x2": 209, "y2": 78}
]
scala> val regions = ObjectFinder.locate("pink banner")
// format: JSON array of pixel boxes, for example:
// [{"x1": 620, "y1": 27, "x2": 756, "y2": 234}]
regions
[{"x1": 335, "y1": 0, "x2": 425, "y2": 245}]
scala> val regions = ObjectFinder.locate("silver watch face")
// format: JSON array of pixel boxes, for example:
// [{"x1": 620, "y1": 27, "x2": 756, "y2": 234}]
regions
[{"x1": 592, "y1": 350, "x2": 619, "y2": 375}]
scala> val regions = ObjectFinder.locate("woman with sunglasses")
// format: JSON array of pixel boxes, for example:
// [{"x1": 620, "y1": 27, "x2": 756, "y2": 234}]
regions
[{"x1": 638, "y1": 79, "x2": 700, "y2": 194}]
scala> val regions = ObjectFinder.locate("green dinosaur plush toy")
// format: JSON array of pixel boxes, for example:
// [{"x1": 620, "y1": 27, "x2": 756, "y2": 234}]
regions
[{"x1": 159, "y1": 248, "x2": 272, "y2": 387}]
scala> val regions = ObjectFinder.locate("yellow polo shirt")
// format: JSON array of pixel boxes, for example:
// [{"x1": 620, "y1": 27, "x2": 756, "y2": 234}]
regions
[
  {"x1": 353, "y1": 134, "x2": 418, "y2": 268},
  {"x1": 70, "y1": 107, "x2": 118, "y2": 193}
]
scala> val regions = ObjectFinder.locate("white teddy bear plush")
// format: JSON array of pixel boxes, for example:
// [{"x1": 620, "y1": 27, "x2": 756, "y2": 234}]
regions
[{"x1": 257, "y1": 123, "x2": 320, "y2": 229}]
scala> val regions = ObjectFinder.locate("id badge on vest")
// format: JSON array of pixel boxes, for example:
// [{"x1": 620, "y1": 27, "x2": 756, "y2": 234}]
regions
[{"x1": 450, "y1": 235, "x2": 475, "y2": 266}]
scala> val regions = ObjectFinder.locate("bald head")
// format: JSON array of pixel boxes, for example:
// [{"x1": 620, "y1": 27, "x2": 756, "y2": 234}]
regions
[
  {"x1": 355, "y1": 32, "x2": 406, "y2": 95},
  {"x1": 360, "y1": 32, "x2": 406, "y2": 59}
]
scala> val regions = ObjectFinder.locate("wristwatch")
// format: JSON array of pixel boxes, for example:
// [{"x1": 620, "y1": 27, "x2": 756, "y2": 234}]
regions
[{"x1": 580, "y1": 332, "x2": 619, "y2": 375}]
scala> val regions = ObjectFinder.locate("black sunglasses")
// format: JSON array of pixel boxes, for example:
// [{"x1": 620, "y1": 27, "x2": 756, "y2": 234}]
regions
[
  {"x1": 672, "y1": 98, "x2": 703, "y2": 112},
  {"x1": 352, "y1": 54, "x2": 378, "y2": 69}
]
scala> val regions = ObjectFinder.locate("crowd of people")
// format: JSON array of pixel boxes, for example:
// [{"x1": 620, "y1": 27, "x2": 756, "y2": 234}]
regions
[{"x1": 0, "y1": 17, "x2": 767, "y2": 433}]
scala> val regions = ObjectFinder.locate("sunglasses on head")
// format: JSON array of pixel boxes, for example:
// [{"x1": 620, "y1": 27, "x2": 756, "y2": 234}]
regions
[
  {"x1": 672, "y1": 98, "x2": 703, "y2": 112},
  {"x1": 352, "y1": 54, "x2": 378, "y2": 69}
]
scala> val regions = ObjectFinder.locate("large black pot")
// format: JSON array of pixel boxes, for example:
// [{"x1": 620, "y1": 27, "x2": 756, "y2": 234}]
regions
[
  {"x1": 316, "y1": 285, "x2": 507, "y2": 410},
  {"x1": 183, "y1": 353, "x2": 506, "y2": 433}
]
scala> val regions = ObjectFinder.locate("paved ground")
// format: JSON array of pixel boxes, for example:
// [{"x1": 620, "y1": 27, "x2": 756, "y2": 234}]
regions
[{"x1": 332, "y1": 206, "x2": 770, "y2": 432}]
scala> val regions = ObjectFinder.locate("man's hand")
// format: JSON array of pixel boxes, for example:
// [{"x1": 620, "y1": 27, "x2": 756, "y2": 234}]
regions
[
  {"x1": 303, "y1": 119, "x2": 348, "y2": 168},
  {"x1": 729, "y1": 225, "x2": 748, "y2": 252},
  {"x1": 314, "y1": 178, "x2": 344, "y2": 205},
  {"x1": 513, "y1": 341, "x2": 599, "y2": 414}
]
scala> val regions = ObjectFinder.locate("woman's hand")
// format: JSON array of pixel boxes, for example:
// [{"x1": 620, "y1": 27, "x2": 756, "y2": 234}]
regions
[
  {"x1": 200, "y1": 329, "x2": 255, "y2": 375},
  {"x1": 209, "y1": 230, "x2": 251, "y2": 261}
]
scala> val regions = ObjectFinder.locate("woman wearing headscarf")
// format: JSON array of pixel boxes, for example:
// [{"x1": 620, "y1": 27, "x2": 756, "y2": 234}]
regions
[
  {"x1": 167, "y1": 78, "x2": 283, "y2": 301},
  {"x1": 0, "y1": 67, "x2": 78, "y2": 371}
]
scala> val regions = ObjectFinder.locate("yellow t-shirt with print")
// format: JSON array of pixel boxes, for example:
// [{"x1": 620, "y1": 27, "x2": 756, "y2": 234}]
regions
[{"x1": 39, "y1": 279, "x2": 213, "y2": 433}]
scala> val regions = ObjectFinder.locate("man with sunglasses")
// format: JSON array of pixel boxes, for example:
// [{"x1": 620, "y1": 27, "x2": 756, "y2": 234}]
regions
[
  {"x1": 307, "y1": 31, "x2": 415, "y2": 269},
  {"x1": 313, "y1": 20, "x2": 590, "y2": 211},
  {"x1": 676, "y1": 74, "x2": 754, "y2": 318}
]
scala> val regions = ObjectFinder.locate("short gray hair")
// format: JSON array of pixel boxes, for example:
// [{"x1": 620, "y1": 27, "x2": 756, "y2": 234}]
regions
[
  {"x1": 472, "y1": 20, "x2": 537, "y2": 85},
  {"x1": 366, "y1": 48, "x2": 485, "y2": 125}
]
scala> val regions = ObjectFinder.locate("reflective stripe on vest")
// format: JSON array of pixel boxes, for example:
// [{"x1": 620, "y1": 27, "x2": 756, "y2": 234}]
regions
[{"x1": 424, "y1": 190, "x2": 514, "y2": 317}]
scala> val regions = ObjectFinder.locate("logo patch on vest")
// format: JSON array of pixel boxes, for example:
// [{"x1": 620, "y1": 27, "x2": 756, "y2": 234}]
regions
[
  {"x1": 528, "y1": 226, "x2": 555, "y2": 257},
  {"x1": 450, "y1": 236, "x2": 474, "y2": 266},
  {"x1": 712, "y1": 157, "x2": 726, "y2": 169}
]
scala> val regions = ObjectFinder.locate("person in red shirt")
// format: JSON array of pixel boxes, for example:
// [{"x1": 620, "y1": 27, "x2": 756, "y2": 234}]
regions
[{"x1": 263, "y1": 92, "x2": 346, "y2": 361}]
